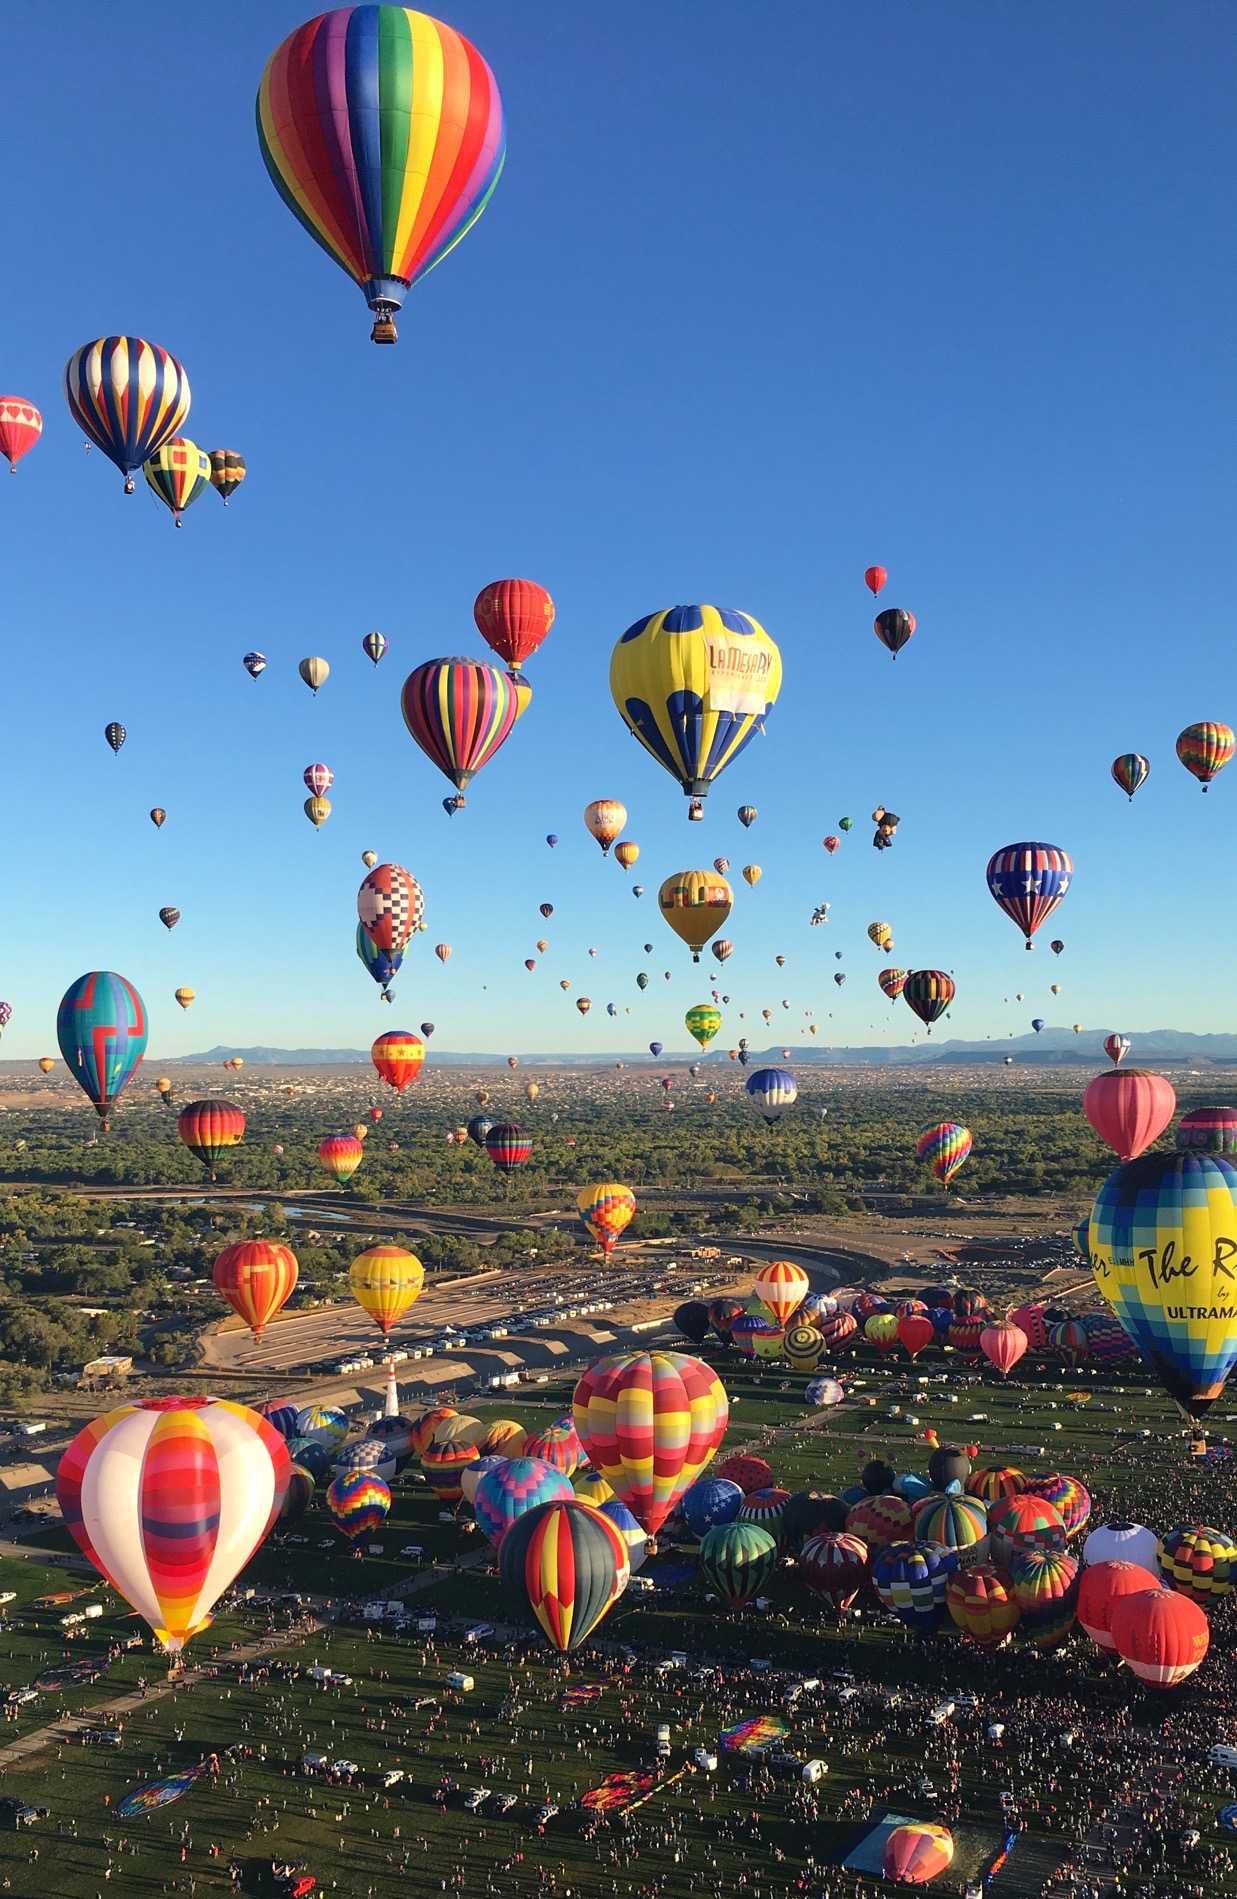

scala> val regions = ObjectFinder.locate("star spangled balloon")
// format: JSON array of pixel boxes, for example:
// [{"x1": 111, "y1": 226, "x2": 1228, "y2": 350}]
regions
[{"x1": 985, "y1": 841, "x2": 1073, "y2": 947}]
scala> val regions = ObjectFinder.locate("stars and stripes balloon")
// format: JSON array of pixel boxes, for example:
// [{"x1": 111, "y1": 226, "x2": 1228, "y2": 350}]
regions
[
  {"x1": 56, "y1": 1396, "x2": 290, "y2": 1655},
  {"x1": 370, "y1": 1030, "x2": 425, "y2": 1091},
  {"x1": 985, "y1": 841, "x2": 1073, "y2": 947}
]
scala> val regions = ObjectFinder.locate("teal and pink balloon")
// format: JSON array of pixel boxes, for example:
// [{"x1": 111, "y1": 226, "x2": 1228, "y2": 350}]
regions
[
  {"x1": 256, "y1": 7, "x2": 507, "y2": 345},
  {"x1": 1111, "y1": 753, "x2": 1149, "y2": 801},
  {"x1": 57, "y1": 972, "x2": 148, "y2": 1132}
]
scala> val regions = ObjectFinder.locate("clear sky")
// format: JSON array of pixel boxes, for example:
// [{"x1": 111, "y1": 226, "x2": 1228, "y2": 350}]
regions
[{"x1": 2, "y1": 2, "x2": 1235, "y2": 1062}]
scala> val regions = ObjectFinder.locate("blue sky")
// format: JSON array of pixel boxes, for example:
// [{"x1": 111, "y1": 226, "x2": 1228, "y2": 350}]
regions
[{"x1": 1, "y1": 2, "x2": 1235, "y2": 1062}]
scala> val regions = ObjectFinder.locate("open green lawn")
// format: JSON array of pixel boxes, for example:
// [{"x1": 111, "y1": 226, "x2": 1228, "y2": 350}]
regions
[{"x1": 0, "y1": 1353, "x2": 1233, "y2": 1897}]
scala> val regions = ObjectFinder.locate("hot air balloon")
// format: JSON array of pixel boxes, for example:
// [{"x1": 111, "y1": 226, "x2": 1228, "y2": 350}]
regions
[
  {"x1": 64, "y1": 337, "x2": 190, "y2": 492},
  {"x1": 474, "y1": 1457, "x2": 573, "y2": 1547},
  {"x1": 256, "y1": 7, "x2": 506, "y2": 344},
  {"x1": 685, "y1": 1003, "x2": 722, "y2": 1048},
  {"x1": 56, "y1": 972, "x2": 148, "y2": 1131},
  {"x1": 902, "y1": 970, "x2": 955, "y2": 1032},
  {"x1": 143, "y1": 436, "x2": 211, "y2": 525},
  {"x1": 1110, "y1": 1587, "x2": 1209, "y2": 1686},
  {"x1": 370, "y1": 1029, "x2": 425, "y2": 1091},
  {"x1": 573, "y1": 1350, "x2": 727, "y2": 1540},
  {"x1": 326, "y1": 1469, "x2": 391, "y2": 1540},
  {"x1": 882, "y1": 1823, "x2": 954, "y2": 1886},
  {"x1": 1176, "y1": 721, "x2": 1235, "y2": 791},
  {"x1": 877, "y1": 967, "x2": 908, "y2": 1002},
  {"x1": 472, "y1": 579, "x2": 554, "y2": 673},
  {"x1": 610, "y1": 606, "x2": 782, "y2": 803},
  {"x1": 350, "y1": 1246, "x2": 424, "y2": 1338},
  {"x1": 751, "y1": 1259, "x2": 809, "y2": 1327},
  {"x1": 1077, "y1": 1559, "x2": 1162, "y2": 1650},
  {"x1": 319, "y1": 1134, "x2": 364, "y2": 1182},
  {"x1": 987, "y1": 1493, "x2": 1067, "y2": 1567},
  {"x1": 658, "y1": 870, "x2": 733, "y2": 960},
  {"x1": 916, "y1": 1121, "x2": 971, "y2": 1186},
  {"x1": 1104, "y1": 1033, "x2": 1132, "y2": 1066},
  {"x1": 1022, "y1": 1474, "x2": 1090, "y2": 1539},
  {"x1": 745, "y1": 1067, "x2": 797, "y2": 1125},
  {"x1": 873, "y1": 607, "x2": 914, "y2": 658},
  {"x1": 1089, "y1": 1148, "x2": 1237, "y2": 1417},
  {"x1": 105, "y1": 722, "x2": 126, "y2": 755},
  {"x1": 485, "y1": 1123, "x2": 531, "y2": 1174},
  {"x1": 580, "y1": 800, "x2": 627, "y2": 855},
  {"x1": 1156, "y1": 1524, "x2": 1237, "y2": 1604},
  {"x1": 400, "y1": 658, "x2": 518, "y2": 791},
  {"x1": 614, "y1": 840, "x2": 639, "y2": 871},
  {"x1": 799, "y1": 1530, "x2": 869, "y2": 1612},
  {"x1": 1084, "y1": 1068, "x2": 1175, "y2": 1161},
  {"x1": 243, "y1": 651, "x2": 266, "y2": 680},
  {"x1": 358, "y1": 863, "x2": 423, "y2": 960},
  {"x1": 741, "y1": 864, "x2": 761, "y2": 887},
  {"x1": 37, "y1": 1057, "x2": 55, "y2": 1075},
  {"x1": 871, "y1": 1541, "x2": 959, "y2": 1633},
  {"x1": 577, "y1": 1184, "x2": 636, "y2": 1256},
  {"x1": 304, "y1": 795, "x2": 331, "y2": 829},
  {"x1": 178, "y1": 1100, "x2": 245, "y2": 1180},
  {"x1": 213, "y1": 1242, "x2": 298, "y2": 1340},
  {"x1": 866, "y1": 921, "x2": 893, "y2": 954},
  {"x1": 1177, "y1": 1106, "x2": 1237, "y2": 1156},
  {"x1": 822, "y1": 834, "x2": 839, "y2": 854},
  {"x1": 207, "y1": 449, "x2": 245, "y2": 504},
  {"x1": 57, "y1": 1396, "x2": 290, "y2": 1656},
  {"x1": 0, "y1": 396, "x2": 41, "y2": 472},
  {"x1": 698, "y1": 1520, "x2": 778, "y2": 1608},
  {"x1": 945, "y1": 1564, "x2": 1020, "y2": 1650},
  {"x1": 299, "y1": 656, "x2": 329, "y2": 694},
  {"x1": 356, "y1": 922, "x2": 401, "y2": 995},
  {"x1": 499, "y1": 1499, "x2": 630, "y2": 1650},
  {"x1": 979, "y1": 1321, "x2": 1028, "y2": 1376},
  {"x1": 985, "y1": 842, "x2": 1073, "y2": 947},
  {"x1": 1111, "y1": 752, "x2": 1149, "y2": 800},
  {"x1": 863, "y1": 565, "x2": 886, "y2": 597},
  {"x1": 303, "y1": 762, "x2": 334, "y2": 798}
]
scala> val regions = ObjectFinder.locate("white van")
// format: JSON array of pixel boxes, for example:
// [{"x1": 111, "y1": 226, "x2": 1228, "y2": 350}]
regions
[
  {"x1": 801, "y1": 1760, "x2": 827, "y2": 1783},
  {"x1": 1210, "y1": 1744, "x2": 1237, "y2": 1768},
  {"x1": 445, "y1": 1671, "x2": 474, "y2": 1692}
]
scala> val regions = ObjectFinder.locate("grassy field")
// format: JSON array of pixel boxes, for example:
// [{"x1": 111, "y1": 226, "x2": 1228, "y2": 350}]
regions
[{"x1": 0, "y1": 1352, "x2": 1233, "y2": 1897}]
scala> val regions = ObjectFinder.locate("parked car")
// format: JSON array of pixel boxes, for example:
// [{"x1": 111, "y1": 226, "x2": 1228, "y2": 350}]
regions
[{"x1": 463, "y1": 1788, "x2": 491, "y2": 1813}]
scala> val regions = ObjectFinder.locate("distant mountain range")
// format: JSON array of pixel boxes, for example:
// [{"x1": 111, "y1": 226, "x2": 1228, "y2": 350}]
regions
[{"x1": 166, "y1": 1031, "x2": 1237, "y2": 1068}]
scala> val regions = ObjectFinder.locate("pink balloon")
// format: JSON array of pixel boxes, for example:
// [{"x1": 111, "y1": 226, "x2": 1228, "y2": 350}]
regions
[{"x1": 1083, "y1": 1069, "x2": 1176, "y2": 1163}]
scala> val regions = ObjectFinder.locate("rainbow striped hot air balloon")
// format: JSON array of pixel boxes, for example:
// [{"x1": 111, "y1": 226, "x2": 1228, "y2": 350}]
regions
[
  {"x1": 577, "y1": 1183, "x2": 637, "y2": 1256},
  {"x1": 573, "y1": 1350, "x2": 728, "y2": 1540},
  {"x1": 401, "y1": 658, "x2": 519, "y2": 792},
  {"x1": 912, "y1": 1492, "x2": 989, "y2": 1568},
  {"x1": 916, "y1": 1121, "x2": 972, "y2": 1187},
  {"x1": 946, "y1": 1564, "x2": 1021, "y2": 1650},
  {"x1": 56, "y1": 1397, "x2": 290, "y2": 1655},
  {"x1": 280, "y1": 1464, "x2": 315, "y2": 1521},
  {"x1": 350, "y1": 1246, "x2": 424, "y2": 1338},
  {"x1": 473, "y1": 1457, "x2": 574, "y2": 1548},
  {"x1": 499, "y1": 1499, "x2": 630, "y2": 1650},
  {"x1": 325, "y1": 1469, "x2": 391, "y2": 1539},
  {"x1": 1176, "y1": 720, "x2": 1235, "y2": 791},
  {"x1": 56, "y1": 972, "x2": 148, "y2": 1132},
  {"x1": 319, "y1": 1135, "x2": 365, "y2": 1182},
  {"x1": 1010, "y1": 1547, "x2": 1080, "y2": 1650},
  {"x1": 178, "y1": 1100, "x2": 245, "y2": 1181},
  {"x1": 256, "y1": 6, "x2": 506, "y2": 344},
  {"x1": 1022, "y1": 1473, "x2": 1091, "y2": 1539}
]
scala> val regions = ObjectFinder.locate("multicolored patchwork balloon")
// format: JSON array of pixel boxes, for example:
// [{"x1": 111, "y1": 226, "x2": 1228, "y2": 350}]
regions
[
  {"x1": 473, "y1": 1457, "x2": 574, "y2": 1548},
  {"x1": 573, "y1": 1350, "x2": 728, "y2": 1538},
  {"x1": 325, "y1": 1469, "x2": 391, "y2": 1539},
  {"x1": 401, "y1": 659, "x2": 519, "y2": 792},
  {"x1": 916, "y1": 1121, "x2": 972, "y2": 1186},
  {"x1": 577, "y1": 1183, "x2": 637, "y2": 1256},
  {"x1": 56, "y1": 972, "x2": 148, "y2": 1131}
]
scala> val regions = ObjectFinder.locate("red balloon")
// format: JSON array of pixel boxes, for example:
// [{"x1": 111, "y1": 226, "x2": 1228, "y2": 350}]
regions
[
  {"x1": 473, "y1": 579, "x2": 555, "y2": 673},
  {"x1": 1008, "y1": 1303, "x2": 1048, "y2": 1350},
  {"x1": 715, "y1": 1454, "x2": 774, "y2": 1494},
  {"x1": 1077, "y1": 1559, "x2": 1163, "y2": 1652},
  {"x1": 0, "y1": 396, "x2": 42, "y2": 472},
  {"x1": 1109, "y1": 1586, "x2": 1209, "y2": 1686},
  {"x1": 1083, "y1": 1069, "x2": 1177, "y2": 1163},
  {"x1": 863, "y1": 565, "x2": 887, "y2": 597},
  {"x1": 799, "y1": 1530, "x2": 870, "y2": 1611},
  {"x1": 980, "y1": 1321, "x2": 1029, "y2": 1377},
  {"x1": 896, "y1": 1313, "x2": 935, "y2": 1359}
]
